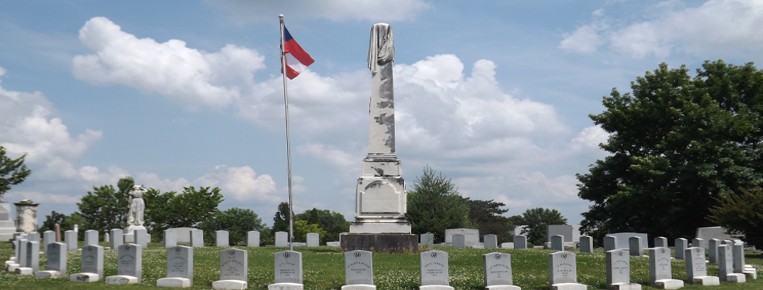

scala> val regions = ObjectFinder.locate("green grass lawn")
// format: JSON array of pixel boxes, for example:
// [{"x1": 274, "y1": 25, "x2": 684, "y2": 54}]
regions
[{"x1": 0, "y1": 242, "x2": 761, "y2": 289}]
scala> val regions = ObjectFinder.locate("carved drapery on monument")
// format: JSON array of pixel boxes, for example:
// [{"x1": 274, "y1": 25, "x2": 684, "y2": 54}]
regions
[{"x1": 343, "y1": 23, "x2": 416, "y2": 252}]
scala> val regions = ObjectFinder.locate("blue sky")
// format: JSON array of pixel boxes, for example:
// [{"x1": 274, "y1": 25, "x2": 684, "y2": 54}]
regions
[{"x1": 2, "y1": 0, "x2": 762, "y2": 227}]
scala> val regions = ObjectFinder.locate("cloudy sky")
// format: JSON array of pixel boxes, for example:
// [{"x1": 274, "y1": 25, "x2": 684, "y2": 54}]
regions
[{"x1": 2, "y1": 0, "x2": 762, "y2": 226}]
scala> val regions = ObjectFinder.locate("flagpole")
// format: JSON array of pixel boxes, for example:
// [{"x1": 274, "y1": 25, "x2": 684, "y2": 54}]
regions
[{"x1": 279, "y1": 14, "x2": 295, "y2": 252}]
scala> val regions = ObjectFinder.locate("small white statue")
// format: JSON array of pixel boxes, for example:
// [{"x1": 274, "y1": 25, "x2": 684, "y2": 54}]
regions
[{"x1": 127, "y1": 185, "x2": 146, "y2": 227}]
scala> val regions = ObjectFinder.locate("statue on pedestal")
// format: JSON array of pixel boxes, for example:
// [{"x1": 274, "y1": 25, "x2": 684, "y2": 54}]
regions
[{"x1": 127, "y1": 185, "x2": 145, "y2": 227}]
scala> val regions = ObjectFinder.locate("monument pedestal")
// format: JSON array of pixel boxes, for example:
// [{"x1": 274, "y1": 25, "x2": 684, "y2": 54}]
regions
[
  {"x1": 0, "y1": 203, "x2": 16, "y2": 242},
  {"x1": 341, "y1": 233, "x2": 417, "y2": 253}
]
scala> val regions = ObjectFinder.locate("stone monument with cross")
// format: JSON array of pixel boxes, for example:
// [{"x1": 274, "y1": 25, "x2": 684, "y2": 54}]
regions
[{"x1": 341, "y1": 23, "x2": 417, "y2": 253}]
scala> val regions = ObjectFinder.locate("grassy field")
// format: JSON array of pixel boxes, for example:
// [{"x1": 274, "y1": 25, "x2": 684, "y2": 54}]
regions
[{"x1": 0, "y1": 242, "x2": 761, "y2": 289}]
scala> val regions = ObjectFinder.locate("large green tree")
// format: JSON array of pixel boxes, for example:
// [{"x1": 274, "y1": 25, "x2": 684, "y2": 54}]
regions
[
  {"x1": 198, "y1": 207, "x2": 264, "y2": 246},
  {"x1": 0, "y1": 146, "x2": 31, "y2": 200},
  {"x1": 144, "y1": 186, "x2": 224, "y2": 239},
  {"x1": 295, "y1": 208, "x2": 349, "y2": 243},
  {"x1": 578, "y1": 61, "x2": 763, "y2": 241},
  {"x1": 406, "y1": 166, "x2": 471, "y2": 243},
  {"x1": 709, "y1": 188, "x2": 763, "y2": 248},
  {"x1": 77, "y1": 177, "x2": 134, "y2": 233},
  {"x1": 463, "y1": 197, "x2": 513, "y2": 242},
  {"x1": 515, "y1": 208, "x2": 567, "y2": 246}
]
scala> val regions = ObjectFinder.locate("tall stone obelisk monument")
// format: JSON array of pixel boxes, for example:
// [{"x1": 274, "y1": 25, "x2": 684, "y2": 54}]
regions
[{"x1": 342, "y1": 23, "x2": 417, "y2": 252}]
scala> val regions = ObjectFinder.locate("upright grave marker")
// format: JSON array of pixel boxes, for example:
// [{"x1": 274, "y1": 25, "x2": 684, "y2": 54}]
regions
[
  {"x1": 216, "y1": 230, "x2": 229, "y2": 247},
  {"x1": 548, "y1": 251, "x2": 586, "y2": 290},
  {"x1": 629, "y1": 236, "x2": 643, "y2": 256},
  {"x1": 513, "y1": 235, "x2": 527, "y2": 250},
  {"x1": 35, "y1": 242, "x2": 67, "y2": 279},
  {"x1": 654, "y1": 237, "x2": 668, "y2": 248},
  {"x1": 84, "y1": 230, "x2": 98, "y2": 246},
  {"x1": 164, "y1": 229, "x2": 177, "y2": 248},
  {"x1": 275, "y1": 231, "x2": 289, "y2": 247},
  {"x1": 306, "y1": 233, "x2": 319, "y2": 247},
  {"x1": 343, "y1": 250, "x2": 375, "y2": 290},
  {"x1": 579, "y1": 236, "x2": 593, "y2": 254},
  {"x1": 550, "y1": 235, "x2": 564, "y2": 251},
  {"x1": 269, "y1": 250, "x2": 304, "y2": 290},
  {"x1": 604, "y1": 236, "x2": 617, "y2": 251},
  {"x1": 648, "y1": 247, "x2": 683, "y2": 289},
  {"x1": 157, "y1": 245, "x2": 194, "y2": 288},
  {"x1": 483, "y1": 252, "x2": 520, "y2": 290},
  {"x1": 483, "y1": 234, "x2": 498, "y2": 249},
  {"x1": 420, "y1": 250, "x2": 454, "y2": 290},
  {"x1": 191, "y1": 229, "x2": 203, "y2": 247},
  {"x1": 212, "y1": 248, "x2": 248, "y2": 289},
  {"x1": 247, "y1": 231, "x2": 260, "y2": 247},
  {"x1": 420, "y1": 233, "x2": 434, "y2": 247},
  {"x1": 718, "y1": 244, "x2": 745, "y2": 283},
  {"x1": 452, "y1": 234, "x2": 465, "y2": 249},
  {"x1": 111, "y1": 228, "x2": 124, "y2": 249},
  {"x1": 606, "y1": 249, "x2": 641, "y2": 290},
  {"x1": 16, "y1": 240, "x2": 39, "y2": 275},
  {"x1": 106, "y1": 244, "x2": 143, "y2": 285},
  {"x1": 43, "y1": 230, "x2": 55, "y2": 249},
  {"x1": 674, "y1": 238, "x2": 687, "y2": 260},
  {"x1": 707, "y1": 238, "x2": 719, "y2": 264},
  {"x1": 685, "y1": 247, "x2": 719, "y2": 285},
  {"x1": 70, "y1": 244, "x2": 104, "y2": 282},
  {"x1": 65, "y1": 230, "x2": 77, "y2": 252}
]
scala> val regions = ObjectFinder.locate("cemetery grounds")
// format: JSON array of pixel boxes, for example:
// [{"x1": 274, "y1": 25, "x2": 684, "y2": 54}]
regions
[{"x1": 0, "y1": 242, "x2": 761, "y2": 289}]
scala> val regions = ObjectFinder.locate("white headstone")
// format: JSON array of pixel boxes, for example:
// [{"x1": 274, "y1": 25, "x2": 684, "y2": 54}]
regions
[
  {"x1": 483, "y1": 252, "x2": 516, "y2": 288},
  {"x1": 84, "y1": 230, "x2": 98, "y2": 246},
  {"x1": 156, "y1": 245, "x2": 194, "y2": 288},
  {"x1": 707, "y1": 238, "x2": 719, "y2": 264},
  {"x1": 104, "y1": 232, "x2": 110, "y2": 243},
  {"x1": 653, "y1": 237, "x2": 668, "y2": 248},
  {"x1": 685, "y1": 247, "x2": 719, "y2": 285},
  {"x1": 550, "y1": 235, "x2": 564, "y2": 251},
  {"x1": 604, "y1": 236, "x2": 617, "y2": 251},
  {"x1": 274, "y1": 250, "x2": 303, "y2": 283},
  {"x1": 606, "y1": 233, "x2": 648, "y2": 250},
  {"x1": 629, "y1": 236, "x2": 643, "y2": 256},
  {"x1": 164, "y1": 229, "x2": 177, "y2": 248},
  {"x1": 344, "y1": 250, "x2": 374, "y2": 286},
  {"x1": 172, "y1": 227, "x2": 194, "y2": 244},
  {"x1": 111, "y1": 228, "x2": 124, "y2": 249},
  {"x1": 106, "y1": 244, "x2": 142, "y2": 284},
  {"x1": 18, "y1": 239, "x2": 29, "y2": 267},
  {"x1": 674, "y1": 238, "x2": 687, "y2": 260},
  {"x1": 548, "y1": 251, "x2": 579, "y2": 285},
  {"x1": 43, "y1": 230, "x2": 55, "y2": 249},
  {"x1": 513, "y1": 235, "x2": 527, "y2": 249},
  {"x1": 36, "y1": 242, "x2": 67, "y2": 279},
  {"x1": 64, "y1": 230, "x2": 77, "y2": 252},
  {"x1": 420, "y1": 250, "x2": 453, "y2": 289},
  {"x1": 648, "y1": 247, "x2": 684, "y2": 289},
  {"x1": 134, "y1": 228, "x2": 148, "y2": 248},
  {"x1": 70, "y1": 245, "x2": 104, "y2": 282},
  {"x1": 483, "y1": 234, "x2": 498, "y2": 249},
  {"x1": 732, "y1": 244, "x2": 745, "y2": 274},
  {"x1": 306, "y1": 233, "x2": 320, "y2": 247},
  {"x1": 420, "y1": 233, "x2": 434, "y2": 247},
  {"x1": 718, "y1": 244, "x2": 745, "y2": 283},
  {"x1": 452, "y1": 234, "x2": 465, "y2": 249},
  {"x1": 691, "y1": 238, "x2": 705, "y2": 249},
  {"x1": 247, "y1": 231, "x2": 260, "y2": 247},
  {"x1": 216, "y1": 230, "x2": 229, "y2": 247},
  {"x1": 212, "y1": 248, "x2": 248, "y2": 290},
  {"x1": 190, "y1": 229, "x2": 203, "y2": 247},
  {"x1": 275, "y1": 231, "x2": 289, "y2": 247},
  {"x1": 606, "y1": 249, "x2": 640, "y2": 289},
  {"x1": 695, "y1": 226, "x2": 733, "y2": 242},
  {"x1": 579, "y1": 236, "x2": 593, "y2": 253}
]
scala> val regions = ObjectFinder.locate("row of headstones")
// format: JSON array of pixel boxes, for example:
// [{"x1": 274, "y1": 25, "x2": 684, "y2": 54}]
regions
[
  {"x1": 30, "y1": 228, "x2": 328, "y2": 250},
  {"x1": 4, "y1": 237, "x2": 756, "y2": 290}
]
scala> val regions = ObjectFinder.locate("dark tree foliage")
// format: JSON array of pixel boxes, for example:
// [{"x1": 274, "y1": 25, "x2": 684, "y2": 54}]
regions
[
  {"x1": 198, "y1": 207, "x2": 265, "y2": 246},
  {"x1": 406, "y1": 166, "x2": 471, "y2": 243},
  {"x1": 295, "y1": 208, "x2": 349, "y2": 243},
  {"x1": 77, "y1": 177, "x2": 134, "y2": 233},
  {"x1": 38, "y1": 211, "x2": 84, "y2": 237},
  {"x1": 515, "y1": 208, "x2": 567, "y2": 246},
  {"x1": 0, "y1": 145, "x2": 31, "y2": 199},
  {"x1": 143, "y1": 186, "x2": 223, "y2": 240},
  {"x1": 462, "y1": 197, "x2": 513, "y2": 242},
  {"x1": 709, "y1": 188, "x2": 763, "y2": 248},
  {"x1": 578, "y1": 61, "x2": 763, "y2": 242},
  {"x1": 272, "y1": 202, "x2": 292, "y2": 233}
]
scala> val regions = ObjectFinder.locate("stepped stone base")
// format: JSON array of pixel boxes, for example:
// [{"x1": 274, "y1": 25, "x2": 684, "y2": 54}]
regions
[
  {"x1": 212, "y1": 280, "x2": 247, "y2": 290},
  {"x1": 653, "y1": 279, "x2": 683, "y2": 289},
  {"x1": 722, "y1": 273, "x2": 746, "y2": 283},
  {"x1": 106, "y1": 275, "x2": 139, "y2": 284},
  {"x1": 551, "y1": 283, "x2": 587, "y2": 290},
  {"x1": 420, "y1": 285, "x2": 455, "y2": 290},
  {"x1": 342, "y1": 285, "x2": 376, "y2": 290},
  {"x1": 15, "y1": 267, "x2": 33, "y2": 275},
  {"x1": 608, "y1": 282, "x2": 641, "y2": 290},
  {"x1": 341, "y1": 233, "x2": 417, "y2": 253},
  {"x1": 157, "y1": 277, "x2": 192, "y2": 288},
  {"x1": 35, "y1": 270, "x2": 62, "y2": 279},
  {"x1": 70, "y1": 272, "x2": 100, "y2": 282},
  {"x1": 690, "y1": 276, "x2": 719, "y2": 286},
  {"x1": 486, "y1": 285, "x2": 521, "y2": 290},
  {"x1": 268, "y1": 282, "x2": 304, "y2": 290}
]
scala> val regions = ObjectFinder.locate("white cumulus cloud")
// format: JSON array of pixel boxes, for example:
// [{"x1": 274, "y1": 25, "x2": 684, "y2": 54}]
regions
[
  {"x1": 72, "y1": 17, "x2": 265, "y2": 109},
  {"x1": 195, "y1": 165, "x2": 278, "y2": 202}
]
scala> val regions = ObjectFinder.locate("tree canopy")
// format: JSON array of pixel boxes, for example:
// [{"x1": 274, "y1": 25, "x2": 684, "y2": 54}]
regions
[
  {"x1": 77, "y1": 177, "x2": 134, "y2": 233},
  {"x1": 406, "y1": 166, "x2": 471, "y2": 242},
  {"x1": 0, "y1": 146, "x2": 31, "y2": 200},
  {"x1": 198, "y1": 207, "x2": 264, "y2": 246},
  {"x1": 578, "y1": 61, "x2": 763, "y2": 241},
  {"x1": 513, "y1": 208, "x2": 567, "y2": 246}
]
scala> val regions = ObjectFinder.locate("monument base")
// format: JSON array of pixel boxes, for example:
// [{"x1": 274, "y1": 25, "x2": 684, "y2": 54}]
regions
[
  {"x1": 608, "y1": 282, "x2": 641, "y2": 290},
  {"x1": 349, "y1": 219, "x2": 411, "y2": 234},
  {"x1": 341, "y1": 233, "x2": 417, "y2": 253},
  {"x1": 420, "y1": 286, "x2": 455, "y2": 290},
  {"x1": 342, "y1": 284, "x2": 376, "y2": 290},
  {"x1": 551, "y1": 283, "x2": 587, "y2": 290},
  {"x1": 653, "y1": 279, "x2": 683, "y2": 289},
  {"x1": 35, "y1": 270, "x2": 62, "y2": 279},
  {"x1": 485, "y1": 285, "x2": 521, "y2": 290},
  {"x1": 722, "y1": 273, "x2": 746, "y2": 283},
  {"x1": 212, "y1": 279, "x2": 247, "y2": 290},
  {"x1": 70, "y1": 272, "x2": 100, "y2": 282},
  {"x1": 106, "y1": 275, "x2": 139, "y2": 284},
  {"x1": 690, "y1": 276, "x2": 719, "y2": 286},
  {"x1": 268, "y1": 282, "x2": 304, "y2": 290},
  {"x1": 15, "y1": 267, "x2": 33, "y2": 275},
  {"x1": 157, "y1": 277, "x2": 192, "y2": 288}
]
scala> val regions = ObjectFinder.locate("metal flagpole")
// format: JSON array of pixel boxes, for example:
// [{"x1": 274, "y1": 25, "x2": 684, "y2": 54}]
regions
[{"x1": 278, "y1": 14, "x2": 295, "y2": 251}]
